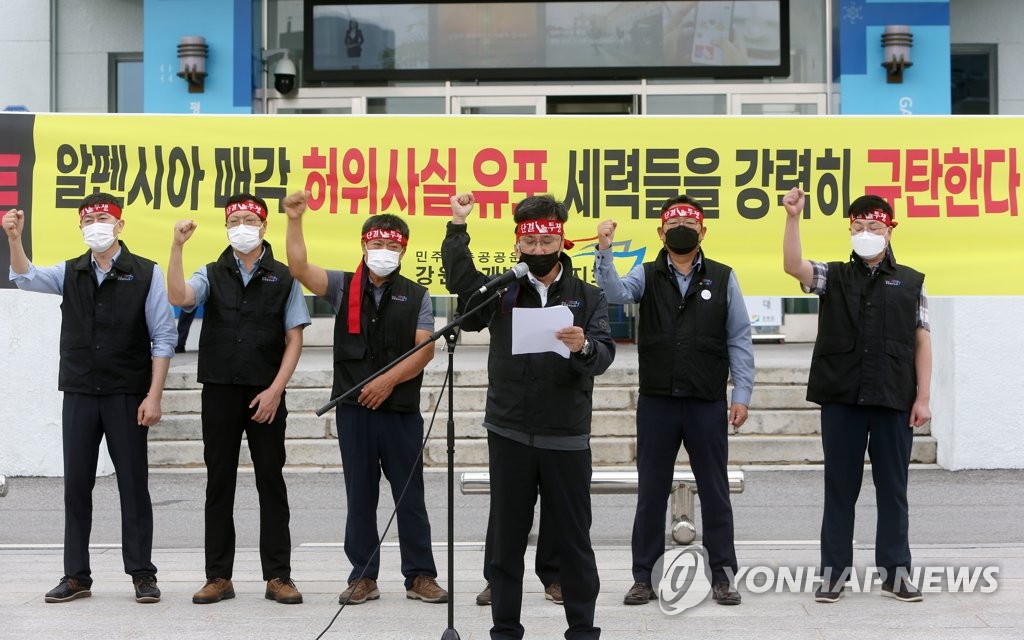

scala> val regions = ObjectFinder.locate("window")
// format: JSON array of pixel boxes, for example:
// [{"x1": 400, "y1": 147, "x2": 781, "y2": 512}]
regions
[
  {"x1": 108, "y1": 53, "x2": 143, "y2": 113},
  {"x1": 951, "y1": 45, "x2": 996, "y2": 115}
]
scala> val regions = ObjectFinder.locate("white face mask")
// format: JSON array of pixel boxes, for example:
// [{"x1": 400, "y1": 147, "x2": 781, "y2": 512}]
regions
[
  {"x1": 850, "y1": 230, "x2": 887, "y2": 259},
  {"x1": 227, "y1": 225, "x2": 262, "y2": 254},
  {"x1": 365, "y1": 248, "x2": 401, "y2": 277},
  {"x1": 82, "y1": 222, "x2": 118, "y2": 253}
]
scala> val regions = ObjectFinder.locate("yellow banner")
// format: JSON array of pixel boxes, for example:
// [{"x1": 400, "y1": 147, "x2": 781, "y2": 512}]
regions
[{"x1": 15, "y1": 114, "x2": 1024, "y2": 295}]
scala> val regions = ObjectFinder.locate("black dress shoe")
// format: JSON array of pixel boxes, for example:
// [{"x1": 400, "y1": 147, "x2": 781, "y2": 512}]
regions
[
  {"x1": 712, "y1": 582, "x2": 741, "y2": 605},
  {"x1": 44, "y1": 577, "x2": 91, "y2": 603},
  {"x1": 881, "y1": 580, "x2": 923, "y2": 602},
  {"x1": 814, "y1": 582, "x2": 845, "y2": 603},
  {"x1": 133, "y1": 575, "x2": 161, "y2": 603}
]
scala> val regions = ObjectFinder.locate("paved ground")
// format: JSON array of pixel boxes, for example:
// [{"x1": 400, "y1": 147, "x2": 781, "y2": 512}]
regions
[{"x1": 1, "y1": 468, "x2": 1022, "y2": 639}]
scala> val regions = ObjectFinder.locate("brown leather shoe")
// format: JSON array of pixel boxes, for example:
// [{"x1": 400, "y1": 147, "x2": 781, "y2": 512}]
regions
[
  {"x1": 339, "y1": 578, "x2": 379, "y2": 605},
  {"x1": 545, "y1": 582, "x2": 564, "y2": 605},
  {"x1": 192, "y1": 578, "x2": 235, "y2": 604},
  {"x1": 406, "y1": 575, "x2": 448, "y2": 603},
  {"x1": 623, "y1": 582, "x2": 656, "y2": 605},
  {"x1": 265, "y1": 577, "x2": 303, "y2": 604},
  {"x1": 475, "y1": 581, "x2": 491, "y2": 606}
]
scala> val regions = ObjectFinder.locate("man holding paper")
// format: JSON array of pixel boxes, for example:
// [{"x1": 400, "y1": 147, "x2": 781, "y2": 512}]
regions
[
  {"x1": 442, "y1": 193, "x2": 614, "y2": 640},
  {"x1": 594, "y1": 194, "x2": 754, "y2": 607}
]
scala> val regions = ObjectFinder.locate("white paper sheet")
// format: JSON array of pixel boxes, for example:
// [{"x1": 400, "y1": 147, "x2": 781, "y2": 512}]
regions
[{"x1": 511, "y1": 305, "x2": 573, "y2": 359}]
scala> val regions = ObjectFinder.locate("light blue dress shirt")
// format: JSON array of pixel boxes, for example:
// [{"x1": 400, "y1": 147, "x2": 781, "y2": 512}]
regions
[{"x1": 10, "y1": 248, "x2": 178, "y2": 359}]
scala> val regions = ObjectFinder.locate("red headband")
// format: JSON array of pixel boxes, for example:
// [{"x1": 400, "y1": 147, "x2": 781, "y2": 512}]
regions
[
  {"x1": 79, "y1": 202, "x2": 122, "y2": 220},
  {"x1": 661, "y1": 204, "x2": 703, "y2": 225},
  {"x1": 225, "y1": 200, "x2": 268, "y2": 220},
  {"x1": 515, "y1": 220, "x2": 577, "y2": 249},
  {"x1": 851, "y1": 209, "x2": 898, "y2": 228},
  {"x1": 362, "y1": 227, "x2": 408, "y2": 247},
  {"x1": 515, "y1": 220, "x2": 565, "y2": 239}
]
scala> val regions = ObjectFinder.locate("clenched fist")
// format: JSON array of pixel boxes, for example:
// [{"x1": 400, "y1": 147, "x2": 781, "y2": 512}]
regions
[
  {"x1": 283, "y1": 190, "x2": 309, "y2": 219},
  {"x1": 173, "y1": 219, "x2": 197, "y2": 246},
  {"x1": 597, "y1": 219, "x2": 617, "y2": 250},
  {"x1": 3, "y1": 209, "x2": 25, "y2": 241},
  {"x1": 450, "y1": 193, "x2": 474, "y2": 224},
  {"x1": 782, "y1": 187, "x2": 805, "y2": 218}
]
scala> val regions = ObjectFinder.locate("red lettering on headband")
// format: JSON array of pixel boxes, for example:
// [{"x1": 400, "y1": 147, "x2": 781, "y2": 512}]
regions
[
  {"x1": 851, "y1": 209, "x2": 897, "y2": 228},
  {"x1": 661, "y1": 204, "x2": 703, "y2": 224},
  {"x1": 362, "y1": 227, "x2": 408, "y2": 246},
  {"x1": 79, "y1": 202, "x2": 122, "y2": 220},
  {"x1": 515, "y1": 220, "x2": 564, "y2": 239},
  {"x1": 225, "y1": 200, "x2": 268, "y2": 220}
]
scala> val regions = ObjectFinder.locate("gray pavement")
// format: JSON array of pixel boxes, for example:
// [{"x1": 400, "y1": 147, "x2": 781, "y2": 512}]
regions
[{"x1": 2, "y1": 469, "x2": 1022, "y2": 639}]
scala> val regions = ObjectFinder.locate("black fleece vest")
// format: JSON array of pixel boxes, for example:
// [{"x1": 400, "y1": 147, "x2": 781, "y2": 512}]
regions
[
  {"x1": 807, "y1": 256, "x2": 923, "y2": 411},
  {"x1": 332, "y1": 270, "x2": 426, "y2": 412},
  {"x1": 637, "y1": 249, "x2": 732, "y2": 401},
  {"x1": 197, "y1": 242, "x2": 293, "y2": 387},
  {"x1": 59, "y1": 242, "x2": 154, "y2": 395}
]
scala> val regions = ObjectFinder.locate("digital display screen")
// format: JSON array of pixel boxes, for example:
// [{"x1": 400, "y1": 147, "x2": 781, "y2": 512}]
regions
[{"x1": 306, "y1": 1, "x2": 788, "y2": 81}]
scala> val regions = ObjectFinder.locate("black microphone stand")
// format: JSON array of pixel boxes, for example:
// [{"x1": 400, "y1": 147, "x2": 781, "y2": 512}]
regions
[{"x1": 316, "y1": 288, "x2": 504, "y2": 640}]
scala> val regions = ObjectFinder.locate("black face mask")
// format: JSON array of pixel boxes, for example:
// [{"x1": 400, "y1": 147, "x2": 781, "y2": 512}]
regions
[
  {"x1": 665, "y1": 225, "x2": 700, "y2": 255},
  {"x1": 519, "y1": 251, "x2": 561, "y2": 278}
]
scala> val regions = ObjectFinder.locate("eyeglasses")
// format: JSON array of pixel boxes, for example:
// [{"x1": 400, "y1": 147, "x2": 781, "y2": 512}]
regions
[
  {"x1": 517, "y1": 235, "x2": 561, "y2": 251},
  {"x1": 226, "y1": 216, "x2": 264, "y2": 228},
  {"x1": 663, "y1": 218, "x2": 702, "y2": 230}
]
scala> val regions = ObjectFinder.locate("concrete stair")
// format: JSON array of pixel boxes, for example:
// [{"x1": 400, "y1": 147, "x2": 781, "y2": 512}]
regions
[{"x1": 151, "y1": 350, "x2": 937, "y2": 468}]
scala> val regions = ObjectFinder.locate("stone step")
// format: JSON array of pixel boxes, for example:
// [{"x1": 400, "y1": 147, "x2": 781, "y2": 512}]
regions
[
  {"x1": 153, "y1": 407, "x2": 896, "y2": 442},
  {"x1": 160, "y1": 384, "x2": 818, "y2": 415},
  {"x1": 164, "y1": 365, "x2": 814, "y2": 390},
  {"x1": 147, "y1": 434, "x2": 938, "y2": 468}
]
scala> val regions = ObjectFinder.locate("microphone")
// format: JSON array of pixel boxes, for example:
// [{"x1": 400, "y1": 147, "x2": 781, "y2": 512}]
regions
[{"x1": 475, "y1": 262, "x2": 529, "y2": 295}]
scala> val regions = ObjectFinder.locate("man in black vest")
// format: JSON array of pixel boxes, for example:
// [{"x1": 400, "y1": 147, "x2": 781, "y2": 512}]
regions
[
  {"x1": 783, "y1": 187, "x2": 932, "y2": 603},
  {"x1": 594, "y1": 195, "x2": 754, "y2": 607},
  {"x1": 283, "y1": 190, "x2": 447, "y2": 605},
  {"x1": 167, "y1": 193, "x2": 310, "y2": 605},
  {"x1": 443, "y1": 192, "x2": 614, "y2": 640},
  {"x1": 4, "y1": 194, "x2": 177, "y2": 604}
]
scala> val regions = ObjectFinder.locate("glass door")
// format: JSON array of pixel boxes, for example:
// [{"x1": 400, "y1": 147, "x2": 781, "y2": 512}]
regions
[{"x1": 730, "y1": 93, "x2": 826, "y2": 115}]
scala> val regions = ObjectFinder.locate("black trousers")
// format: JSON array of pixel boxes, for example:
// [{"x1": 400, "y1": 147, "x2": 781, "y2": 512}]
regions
[
  {"x1": 483, "y1": 494, "x2": 559, "y2": 588},
  {"x1": 631, "y1": 395, "x2": 737, "y2": 585},
  {"x1": 337, "y1": 404, "x2": 437, "y2": 589},
  {"x1": 819, "y1": 402, "x2": 913, "y2": 582},
  {"x1": 487, "y1": 431, "x2": 600, "y2": 640},
  {"x1": 62, "y1": 392, "x2": 156, "y2": 585},
  {"x1": 202, "y1": 384, "x2": 292, "y2": 581}
]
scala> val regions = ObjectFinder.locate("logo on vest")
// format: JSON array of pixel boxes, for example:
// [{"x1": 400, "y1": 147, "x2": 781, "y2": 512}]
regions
[
  {"x1": 699, "y1": 279, "x2": 713, "y2": 287},
  {"x1": 884, "y1": 279, "x2": 902, "y2": 286},
  {"x1": 261, "y1": 274, "x2": 280, "y2": 282},
  {"x1": 391, "y1": 294, "x2": 408, "y2": 302},
  {"x1": 116, "y1": 274, "x2": 135, "y2": 281},
  {"x1": 561, "y1": 299, "x2": 582, "y2": 308}
]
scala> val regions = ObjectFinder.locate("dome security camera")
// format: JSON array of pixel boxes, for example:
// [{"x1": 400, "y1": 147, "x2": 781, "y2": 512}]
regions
[{"x1": 273, "y1": 54, "x2": 297, "y2": 94}]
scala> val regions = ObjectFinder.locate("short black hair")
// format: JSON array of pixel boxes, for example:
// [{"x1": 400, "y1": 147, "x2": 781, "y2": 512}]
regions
[
  {"x1": 512, "y1": 194, "x2": 568, "y2": 223},
  {"x1": 362, "y1": 213, "x2": 409, "y2": 238},
  {"x1": 78, "y1": 192, "x2": 121, "y2": 210},
  {"x1": 659, "y1": 194, "x2": 704, "y2": 215},
  {"x1": 225, "y1": 192, "x2": 269, "y2": 215},
  {"x1": 848, "y1": 194, "x2": 893, "y2": 220}
]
